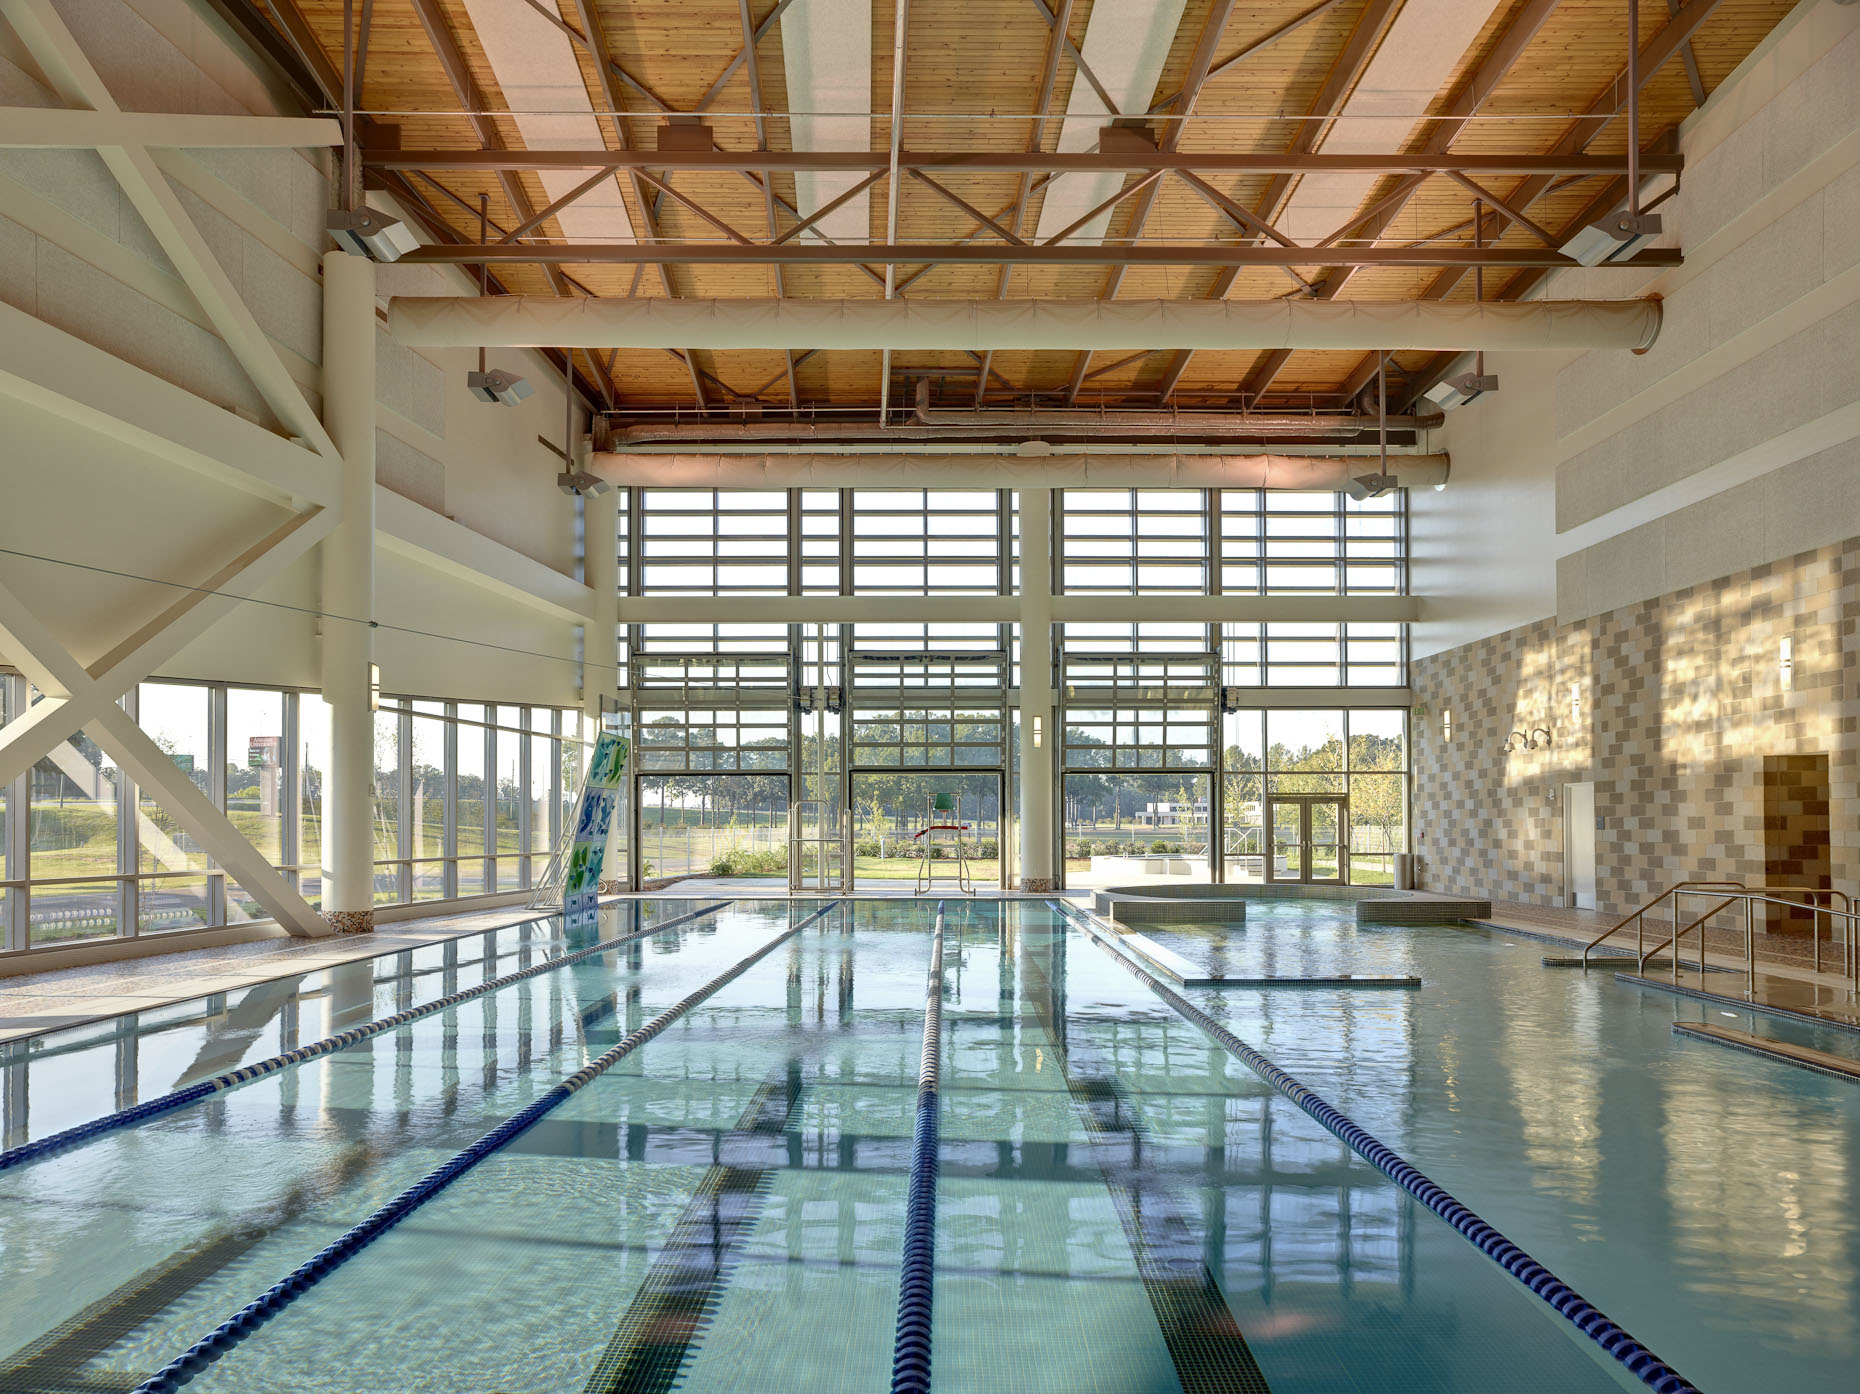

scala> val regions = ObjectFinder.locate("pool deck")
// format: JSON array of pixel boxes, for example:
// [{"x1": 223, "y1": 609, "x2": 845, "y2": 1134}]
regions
[
  {"x1": 1471, "y1": 899, "x2": 1860, "y2": 1033},
  {"x1": 10, "y1": 889, "x2": 1857, "y2": 1052},
  {"x1": 0, "y1": 903, "x2": 568, "y2": 1046}
]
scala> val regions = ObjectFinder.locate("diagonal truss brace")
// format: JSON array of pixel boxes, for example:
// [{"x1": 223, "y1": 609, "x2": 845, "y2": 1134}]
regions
[
  {"x1": 0, "y1": 0, "x2": 339, "y2": 461},
  {"x1": 0, "y1": 562, "x2": 332, "y2": 938}
]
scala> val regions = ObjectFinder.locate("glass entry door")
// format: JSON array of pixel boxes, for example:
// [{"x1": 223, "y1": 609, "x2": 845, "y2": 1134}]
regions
[{"x1": 1266, "y1": 796, "x2": 1349, "y2": 884}]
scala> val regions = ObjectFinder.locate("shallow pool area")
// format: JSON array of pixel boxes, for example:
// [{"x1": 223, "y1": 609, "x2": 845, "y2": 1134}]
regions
[{"x1": 1, "y1": 897, "x2": 1856, "y2": 1393}]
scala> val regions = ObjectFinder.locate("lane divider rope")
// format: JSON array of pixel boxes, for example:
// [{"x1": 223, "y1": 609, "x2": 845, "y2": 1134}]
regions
[
  {"x1": 890, "y1": 901, "x2": 945, "y2": 1394},
  {"x1": 1049, "y1": 899, "x2": 1702, "y2": 1394},
  {"x1": 131, "y1": 901, "x2": 839, "y2": 1394},
  {"x1": 0, "y1": 901, "x2": 733, "y2": 1176}
]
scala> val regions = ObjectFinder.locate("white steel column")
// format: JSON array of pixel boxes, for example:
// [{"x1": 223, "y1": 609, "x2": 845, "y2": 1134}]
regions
[
  {"x1": 582, "y1": 485, "x2": 625, "y2": 891},
  {"x1": 1018, "y1": 487, "x2": 1057, "y2": 892},
  {"x1": 319, "y1": 252, "x2": 378, "y2": 932}
]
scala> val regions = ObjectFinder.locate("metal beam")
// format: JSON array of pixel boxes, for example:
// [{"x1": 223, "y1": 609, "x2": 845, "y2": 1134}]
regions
[
  {"x1": 0, "y1": 107, "x2": 341, "y2": 148},
  {"x1": 399, "y1": 241, "x2": 1680, "y2": 269},
  {"x1": 976, "y1": 0, "x2": 1074, "y2": 406},
  {"x1": 1239, "y1": 0, "x2": 1569, "y2": 402},
  {"x1": 0, "y1": 570, "x2": 331, "y2": 937},
  {"x1": 1324, "y1": 0, "x2": 1727, "y2": 405},
  {"x1": 1065, "y1": 0, "x2": 1242, "y2": 403},
  {"x1": 2, "y1": 0, "x2": 339, "y2": 460},
  {"x1": 736, "y1": 0, "x2": 796, "y2": 407},
  {"x1": 565, "y1": 0, "x2": 709, "y2": 411},
  {"x1": 1157, "y1": 0, "x2": 1406, "y2": 403},
  {"x1": 367, "y1": 148, "x2": 1682, "y2": 177}
]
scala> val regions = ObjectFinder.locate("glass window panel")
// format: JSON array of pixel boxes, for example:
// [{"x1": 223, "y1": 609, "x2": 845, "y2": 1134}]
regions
[
  {"x1": 456, "y1": 713, "x2": 486, "y2": 898},
  {"x1": 494, "y1": 727, "x2": 522, "y2": 889},
  {"x1": 410, "y1": 714, "x2": 447, "y2": 901},
  {"x1": 27, "y1": 730, "x2": 123, "y2": 945},
  {"x1": 135, "y1": 682, "x2": 213, "y2": 932},
  {"x1": 225, "y1": 690, "x2": 286, "y2": 922},
  {"x1": 299, "y1": 696, "x2": 329, "y2": 908}
]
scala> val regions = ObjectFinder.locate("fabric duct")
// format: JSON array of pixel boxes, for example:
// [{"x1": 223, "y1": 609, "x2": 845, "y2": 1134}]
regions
[
  {"x1": 588, "y1": 453, "x2": 1451, "y2": 490},
  {"x1": 388, "y1": 296, "x2": 1661, "y2": 353}
]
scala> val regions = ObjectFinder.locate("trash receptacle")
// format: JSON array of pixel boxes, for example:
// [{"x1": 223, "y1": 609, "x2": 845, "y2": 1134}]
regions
[{"x1": 1394, "y1": 853, "x2": 1415, "y2": 891}]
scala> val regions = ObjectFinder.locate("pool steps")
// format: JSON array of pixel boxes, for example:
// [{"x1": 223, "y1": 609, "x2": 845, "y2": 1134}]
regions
[
  {"x1": 1051, "y1": 899, "x2": 1703, "y2": 1394},
  {"x1": 127, "y1": 903, "x2": 837, "y2": 1394},
  {"x1": 1671, "y1": 1021, "x2": 1860, "y2": 1082},
  {"x1": 0, "y1": 900, "x2": 734, "y2": 1177},
  {"x1": 890, "y1": 901, "x2": 945, "y2": 1394},
  {"x1": 1108, "y1": 923, "x2": 1419, "y2": 988}
]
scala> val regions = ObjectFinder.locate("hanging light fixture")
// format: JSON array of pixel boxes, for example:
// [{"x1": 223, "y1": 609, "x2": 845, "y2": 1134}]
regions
[
  {"x1": 1347, "y1": 352, "x2": 1399, "y2": 500},
  {"x1": 465, "y1": 194, "x2": 533, "y2": 405}
]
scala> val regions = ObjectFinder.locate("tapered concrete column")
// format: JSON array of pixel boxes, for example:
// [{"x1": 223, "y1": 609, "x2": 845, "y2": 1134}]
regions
[
  {"x1": 581, "y1": 483, "x2": 626, "y2": 892},
  {"x1": 1018, "y1": 487, "x2": 1057, "y2": 892},
  {"x1": 319, "y1": 251, "x2": 377, "y2": 932}
]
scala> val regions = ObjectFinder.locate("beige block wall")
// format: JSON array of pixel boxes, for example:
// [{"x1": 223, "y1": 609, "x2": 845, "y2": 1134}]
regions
[{"x1": 1412, "y1": 540, "x2": 1860, "y2": 915}]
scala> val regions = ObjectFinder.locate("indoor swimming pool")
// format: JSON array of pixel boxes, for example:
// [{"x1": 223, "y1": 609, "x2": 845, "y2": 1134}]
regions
[{"x1": 0, "y1": 898, "x2": 1856, "y2": 1393}]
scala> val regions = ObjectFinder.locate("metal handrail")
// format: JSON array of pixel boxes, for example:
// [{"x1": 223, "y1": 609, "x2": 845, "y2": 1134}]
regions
[
  {"x1": 1671, "y1": 888, "x2": 1860, "y2": 989},
  {"x1": 1639, "y1": 893, "x2": 1744, "y2": 975},
  {"x1": 1580, "y1": 880, "x2": 1744, "y2": 971}
]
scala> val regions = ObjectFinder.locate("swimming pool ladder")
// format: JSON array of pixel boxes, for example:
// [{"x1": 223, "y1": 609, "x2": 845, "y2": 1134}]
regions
[
  {"x1": 1582, "y1": 881, "x2": 1858, "y2": 990},
  {"x1": 1580, "y1": 881, "x2": 1745, "y2": 973}
]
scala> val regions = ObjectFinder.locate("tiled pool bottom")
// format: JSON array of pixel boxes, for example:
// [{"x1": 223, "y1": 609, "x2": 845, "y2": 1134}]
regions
[{"x1": 0, "y1": 899, "x2": 1852, "y2": 1392}]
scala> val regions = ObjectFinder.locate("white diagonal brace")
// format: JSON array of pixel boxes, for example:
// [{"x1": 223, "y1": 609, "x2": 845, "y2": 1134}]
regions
[
  {"x1": 0, "y1": 507, "x2": 335, "y2": 786},
  {"x1": 0, "y1": 107, "x2": 342, "y2": 149},
  {"x1": 0, "y1": 572, "x2": 329, "y2": 937},
  {"x1": 0, "y1": 300, "x2": 335, "y2": 507},
  {"x1": 0, "y1": 0, "x2": 340, "y2": 460}
]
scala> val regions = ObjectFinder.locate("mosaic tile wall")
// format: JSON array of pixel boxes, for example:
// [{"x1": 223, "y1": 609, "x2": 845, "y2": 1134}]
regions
[{"x1": 1412, "y1": 540, "x2": 1860, "y2": 915}]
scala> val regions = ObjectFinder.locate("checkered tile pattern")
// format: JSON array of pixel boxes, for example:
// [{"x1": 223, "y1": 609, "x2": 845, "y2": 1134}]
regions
[{"x1": 1411, "y1": 541, "x2": 1860, "y2": 916}]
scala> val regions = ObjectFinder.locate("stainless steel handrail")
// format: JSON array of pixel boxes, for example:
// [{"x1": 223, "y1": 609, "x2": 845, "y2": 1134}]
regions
[
  {"x1": 1672, "y1": 888, "x2": 1860, "y2": 990},
  {"x1": 1580, "y1": 880, "x2": 1745, "y2": 971}
]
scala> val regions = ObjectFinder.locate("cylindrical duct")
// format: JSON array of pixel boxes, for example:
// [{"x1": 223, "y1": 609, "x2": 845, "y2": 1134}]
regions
[
  {"x1": 388, "y1": 296, "x2": 1661, "y2": 353},
  {"x1": 590, "y1": 452, "x2": 1450, "y2": 490}
]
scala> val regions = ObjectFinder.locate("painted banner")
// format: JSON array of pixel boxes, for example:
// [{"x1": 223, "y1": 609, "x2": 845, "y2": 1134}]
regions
[{"x1": 562, "y1": 731, "x2": 628, "y2": 930}]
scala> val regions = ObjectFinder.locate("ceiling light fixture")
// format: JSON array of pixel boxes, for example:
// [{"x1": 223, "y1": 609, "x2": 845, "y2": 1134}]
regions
[
  {"x1": 1563, "y1": 1, "x2": 1667, "y2": 266},
  {"x1": 1347, "y1": 351, "x2": 1399, "y2": 500},
  {"x1": 555, "y1": 349, "x2": 609, "y2": 496},
  {"x1": 467, "y1": 193, "x2": 532, "y2": 406},
  {"x1": 325, "y1": 209, "x2": 418, "y2": 262}
]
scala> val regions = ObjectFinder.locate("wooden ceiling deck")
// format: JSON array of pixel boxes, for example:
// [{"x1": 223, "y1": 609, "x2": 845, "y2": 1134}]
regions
[{"x1": 247, "y1": 0, "x2": 1797, "y2": 419}]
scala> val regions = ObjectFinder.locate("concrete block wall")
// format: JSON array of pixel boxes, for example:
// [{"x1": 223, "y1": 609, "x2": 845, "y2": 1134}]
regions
[{"x1": 0, "y1": 0, "x2": 596, "y2": 709}]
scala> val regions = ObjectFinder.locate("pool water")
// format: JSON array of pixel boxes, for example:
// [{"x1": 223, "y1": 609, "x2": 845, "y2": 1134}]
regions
[{"x1": 0, "y1": 898, "x2": 1853, "y2": 1393}]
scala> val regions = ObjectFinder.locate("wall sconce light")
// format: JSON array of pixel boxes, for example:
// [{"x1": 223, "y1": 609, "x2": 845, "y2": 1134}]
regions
[
  {"x1": 1441, "y1": 707, "x2": 1453, "y2": 743},
  {"x1": 1529, "y1": 727, "x2": 1552, "y2": 750},
  {"x1": 1502, "y1": 730, "x2": 1528, "y2": 754},
  {"x1": 368, "y1": 663, "x2": 381, "y2": 714},
  {"x1": 1779, "y1": 636, "x2": 1793, "y2": 690},
  {"x1": 1031, "y1": 714, "x2": 1043, "y2": 749},
  {"x1": 1569, "y1": 683, "x2": 1581, "y2": 722}
]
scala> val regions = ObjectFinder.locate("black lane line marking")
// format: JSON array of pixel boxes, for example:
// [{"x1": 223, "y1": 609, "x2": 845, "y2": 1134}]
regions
[
  {"x1": 580, "y1": 1070, "x2": 799, "y2": 1394},
  {"x1": 1019, "y1": 940, "x2": 1273, "y2": 1394},
  {"x1": 0, "y1": 1144, "x2": 381, "y2": 1394}
]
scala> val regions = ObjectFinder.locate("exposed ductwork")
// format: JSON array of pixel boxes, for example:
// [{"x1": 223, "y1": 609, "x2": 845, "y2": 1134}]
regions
[
  {"x1": 604, "y1": 414, "x2": 1432, "y2": 449},
  {"x1": 589, "y1": 452, "x2": 1451, "y2": 491},
  {"x1": 387, "y1": 295, "x2": 1663, "y2": 353}
]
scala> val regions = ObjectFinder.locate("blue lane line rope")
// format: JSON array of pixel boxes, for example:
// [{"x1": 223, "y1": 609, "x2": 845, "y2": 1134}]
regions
[
  {"x1": 0, "y1": 900, "x2": 733, "y2": 1176},
  {"x1": 131, "y1": 900, "x2": 839, "y2": 1394},
  {"x1": 890, "y1": 901, "x2": 945, "y2": 1394},
  {"x1": 1049, "y1": 899, "x2": 1702, "y2": 1394}
]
